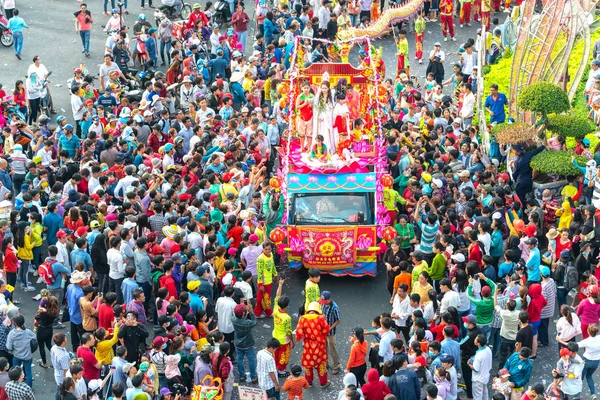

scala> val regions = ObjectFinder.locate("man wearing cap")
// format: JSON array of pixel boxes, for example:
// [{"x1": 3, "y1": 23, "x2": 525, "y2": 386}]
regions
[
  {"x1": 460, "y1": 314, "x2": 482, "y2": 400},
  {"x1": 319, "y1": 291, "x2": 342, "y2": 375},
  {"x1": 525, "y1": 237, "x2": 541, "y2": 283},
  {"x1": 538, "y1": 266, "x2": 557, "y2": 348},
  {"x1": 58, "y1": 124, "x2": 81, "y2": 160},
  {"x1": 66, "y1": 271, "x2": 88, "y2": 350},
  {"x1": 467, "y1": 272, "x2": 496, "y2": 340},
  {"x1": 232, "y1": 301, "x2": 258, "y2": 383}
]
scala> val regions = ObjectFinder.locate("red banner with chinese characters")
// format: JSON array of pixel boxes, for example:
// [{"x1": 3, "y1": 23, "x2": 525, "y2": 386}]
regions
[{"x1": 296, "y1": 226, "x2": 357, "y2": 269}]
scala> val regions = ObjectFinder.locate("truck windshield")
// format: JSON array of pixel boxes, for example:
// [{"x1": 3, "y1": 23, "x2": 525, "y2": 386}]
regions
[{"x1": 292, "y1": 193, "x2": 373, "y2": 225}]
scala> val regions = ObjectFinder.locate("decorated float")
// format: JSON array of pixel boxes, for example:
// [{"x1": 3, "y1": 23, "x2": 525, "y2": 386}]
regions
[{"x1": 269, "y1": 35, "x2": 405, "y2": 277}]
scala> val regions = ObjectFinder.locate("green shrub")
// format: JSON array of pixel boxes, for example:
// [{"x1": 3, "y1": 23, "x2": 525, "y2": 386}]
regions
[
  {"x1": 530, "y1": 150, "x2": 588, "y2": 176},
  {"x1": 547, "y1": 114, "x2": 594, "y2": 138},
  {"x1": 517, "y1": 82, "x2": 570, "y2": 114}
]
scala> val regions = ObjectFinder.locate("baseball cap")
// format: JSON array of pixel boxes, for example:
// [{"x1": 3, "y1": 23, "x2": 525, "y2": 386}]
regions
[
  {"x1": 249, "y1": 234, "x2": 260, "y2": 243},
  {"x1": 481, "y1": 286, "x2": 492, "y2": 297},
  {"x1": 187, "y1": 280, "x2": 201, "y2": 291},
  {"x1": 592, "y1": 59, "x2": 600, "y2": 66},
  {"x1": 122, "y1": 362, "x2": 136, "y2": 374},
  {"x1": 75, "y1": 226, "x2": 90, "y2": 238},
  {"x1": 451, "y1": 253, "x2": 466, "y2": 263},
  {"x1": 164, "y1": 143, "x2": 174, "y2": 152},
  {"x1": 160, "y1": 388, "x2": 172, "y2": 396},
  {"x1": 560, "y1": 250, "x2": 570, "y2": 261},
  {"x1": 525, "y1": 237, "x2": 538, "y2": 246},
  {"x1": 123, "y1": 221, "x2": 137, "y2": 230},
  {"x1": 157, "y1": 315, "x2": 170, "y2": 326},
  {"x1": 90, "y1": 193, "x2": 101, "y2": 201},
  {"x1": 234, "y1": 303, "x2": 246, "y2": 318},
  {"x1": 318, "y1": 291, "x2": 332, "y2": 304},
  {"x1": 440, "y1": 354, "x2": 455, "y2": 364},
  {"x1": 560, "y1": 347, "x2": 571, "y2": 357},
  {"x1": 462, "y1": 314, "x2": 477, "y2": 325},
  {"x1": 90, "y1": 220, "x2": 100, "y2": 229},
  {"x1": 498, "y1": 368, "x2": 510, "y2": 377},
  {"x1": 153, "y1": 336, "x2": 168, "y2": 347},
  {"x1": 541, "y1": 266, "x2": 551, "y2": 277},
  {"x1": 171, "y1": 253, "x2": 183, "y2": 263},
  {"x1": 56, "y1": 230, "x2": 67, "y2": 238},
  {"x1": 434, "y1": 42, "x2": 441, "y2": 47},
  {"x1": 88, "y1": 379, "x2": 103, "y2": 392}
]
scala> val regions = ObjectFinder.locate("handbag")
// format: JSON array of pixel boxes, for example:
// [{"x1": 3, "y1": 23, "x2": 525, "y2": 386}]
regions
[{"x1": 30, "y1": 337, "x2": 38, "y2": 353}]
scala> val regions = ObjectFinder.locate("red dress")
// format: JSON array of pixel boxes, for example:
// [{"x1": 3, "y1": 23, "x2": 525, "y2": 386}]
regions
[
  {"x1": 296, "y1": 314, "x2": 330, "y2": 368},
  {"x1": 555, "y1": 239, "x2": 572, "y2": 259}
]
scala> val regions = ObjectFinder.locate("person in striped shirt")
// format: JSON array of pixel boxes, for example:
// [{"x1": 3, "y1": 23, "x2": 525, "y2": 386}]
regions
[{"x1": 413, "y1": 196, "x2": 440, "y2": 265}]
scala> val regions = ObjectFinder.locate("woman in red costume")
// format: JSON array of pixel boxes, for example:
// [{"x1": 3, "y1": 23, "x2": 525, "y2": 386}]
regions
[{"x1": 295, "y1": 302, "x2": 331, "y2": 388}]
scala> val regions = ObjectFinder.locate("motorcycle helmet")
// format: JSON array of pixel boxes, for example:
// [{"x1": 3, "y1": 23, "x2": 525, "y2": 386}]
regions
[
  {"x1": 112, "y1": 8, "x2": 119, "y2": 13},
  {"x1": 56, "y1": 115, "x2": 66, "y2": 123},
  {"x1": 38, "y1": 115, "x2": 50, "y2": 125},
  {"x1": 138, "y1": 13, "x2": 146, "y2": 20},
  {"x1": 154, "y1": 71, "x2": 166, "y2": 80}
]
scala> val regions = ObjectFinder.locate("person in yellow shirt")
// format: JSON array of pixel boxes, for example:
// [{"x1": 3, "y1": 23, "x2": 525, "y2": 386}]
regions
[
  {"x1": 272, "y1": 278, "x2": 294, "y2": 376},
  {"x1": 304, "y1": 268, "x2": 321, "y2": 313},
  {"x1": 254, "y1": 242, "x2": 278, "y2": 318},
  {"x1": 410, "y1": 251, "x2": 428, "y2": 287},
  {"x1": 94, "y1": 325, "x2": 121, "y2": 365},
  {"x1": 383, "y1": 186, "x2": 408, "y2": 225}
]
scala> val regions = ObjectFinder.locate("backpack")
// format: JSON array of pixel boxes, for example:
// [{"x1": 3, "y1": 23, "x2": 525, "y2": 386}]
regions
[
  {"x1": 38, "y1": 259, "x2": 57, "y2": 285},
  {"x1": 565, "y1": 263, "x2": 579, "y2": 292}
]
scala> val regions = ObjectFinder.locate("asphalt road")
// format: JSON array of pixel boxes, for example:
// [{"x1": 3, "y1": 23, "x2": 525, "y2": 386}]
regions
[{"x1": 0, "y1": 0, "x2": 582, "y2": 398}]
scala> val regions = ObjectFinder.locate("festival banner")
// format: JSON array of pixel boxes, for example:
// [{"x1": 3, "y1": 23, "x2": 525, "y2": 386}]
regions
[{"x1": 296, "y1": 226, "x2": 358, "y2": 269}]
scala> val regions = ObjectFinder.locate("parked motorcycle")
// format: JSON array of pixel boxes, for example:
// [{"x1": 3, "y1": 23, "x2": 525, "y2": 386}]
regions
[{"x1": 0, "y1": 11, "x2": 13, "y2": 47}]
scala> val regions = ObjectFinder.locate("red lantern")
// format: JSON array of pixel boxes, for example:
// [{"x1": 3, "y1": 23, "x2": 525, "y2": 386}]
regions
[
  {"x1": 382, "y1": 226, "x2": 397, "y2": 242},
  {"x1": 269, "y1": 227, "x2": 286, "y2": 243},
  {"x1": 381, "y1": 174, "x2": 394, "y2": 188},
  {"x1": 269, "y1": 177, "x2": 282, "y2": 190}
]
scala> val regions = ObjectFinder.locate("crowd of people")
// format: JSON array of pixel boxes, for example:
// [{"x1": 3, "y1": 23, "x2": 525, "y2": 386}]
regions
[{"x1": 0, "y1": 0, "x2": 599, "y2": 399}]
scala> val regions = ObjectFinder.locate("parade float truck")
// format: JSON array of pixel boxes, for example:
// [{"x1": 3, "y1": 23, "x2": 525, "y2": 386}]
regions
[{"x1": 274, "y1": 53, "x2": 395, "y2": 277}]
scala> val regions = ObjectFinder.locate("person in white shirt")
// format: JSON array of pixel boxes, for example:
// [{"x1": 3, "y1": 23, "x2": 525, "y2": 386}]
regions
[
  {"x1": 378, "y1": 317, "x2": 396, "y2": 364},
  {"x1": 440, "y1": 279, "x2": 461, "y2": 314},
  {"x1": 113, "y1": 166, "x2": 139, "y2": 201},
  {"x1": 234, "y1": 270, "x2": 254, "y2": 302},
  {"x1": 469, "y1": 334, "x2": 492, "y2": 400},
  {"x1": 391, "y1": 285, "x2": 419, "y2": 342},
  {"x1": 214, "y1": 285, "x2": 237, "y2": 345},
  {"x1": 107, "y1": 235, "x2": 126, "y2": 303},
  {"x1": 460, "y1": 43, "x2": 477, "y2": 77},
  {"x1": 460, "y1": 83, "x2": 475, "y2": 127},
  {"x1": 56, "y1": 231, "x2": 71, "y2": 270}
]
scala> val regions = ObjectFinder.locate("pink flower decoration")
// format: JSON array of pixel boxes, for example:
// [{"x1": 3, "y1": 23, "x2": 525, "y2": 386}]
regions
[
  {"x1": 289, "y1": 176, "x2": 300, "y2": 183},
  {"x1": 357, "y1": 235, "x2": 373, "y2": 249},
  {"x1": 346, "y1": 176, "x2": 357, "y2": 182},
  {"x1": 308, "y1": 176, "x2": 318, "y2": 183},
  {"x1": 290, "y1": 236, "x2": 305, "y2": 252},
  {"x1": 327, "y1": 176, "x2": 337, "y2": 182},
  {"x1": 365, "y1": 175, "x2": 376, "y2": 182}
]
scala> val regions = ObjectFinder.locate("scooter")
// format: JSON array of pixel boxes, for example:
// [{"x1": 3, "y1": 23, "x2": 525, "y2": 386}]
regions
[
  {"x1": 213, "y1": 0, "x2": 230, "y2": 27},
  {"x1": 0, "y1": 11, "x2": 13, "y2": 47}
]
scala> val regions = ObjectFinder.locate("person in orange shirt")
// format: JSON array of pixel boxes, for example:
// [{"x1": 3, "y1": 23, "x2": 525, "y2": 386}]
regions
[
  {"x1": 391, "y1": 261, "x2": 412, "y2": 303},
  {"x1": 345, "y1": 327, "x2": 368, "y2": 387},
  {"x1": 282, "y1": 364, "x2": 309, "y2": 399}
]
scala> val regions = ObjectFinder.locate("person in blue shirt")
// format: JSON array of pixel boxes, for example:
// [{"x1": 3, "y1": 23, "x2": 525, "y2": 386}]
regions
[
  {"x1": 42, "y1": 202, "x2": 64, "y2": 246},
  {"x1": 66, "y1": 270, "x2": 87, "y2": 350},
  {"x1": 525, "y1": 238, "x2": 541, "y2": 283},
  {"x1": 483, "y1": 84, "x2": 508, "y2": 124},
  {"x1": 503, "y1": 347, "x2": 533, "y2": 389},
  {"x1": 58, "y1": 125, "x2": 81, "y2": 160},
  {"x1": 145, "y1": 28, "x2": 158, "y2": 67},
  {"x1": 187, "y1": 280, "x2": 206, "y2": 313},
  {"x1": 263, "y1": 12, "x2": 275, "y2": 46},
  {"x1": 0, "y1": 160, "x2": 12, "y2": 194},
  {"x1": 7, "y1": 9, "x2": 28, "y2": 59},
  {"x1": 121, "y1": 266, "x2": 140, "y2": 306},
  {"x1": 70, "y1": 238, "x2": 93, "y2": 272},
  {"x1": 440, "y1": 326, "x2": 461, "y2": 373},
  {"x1": 208, "y1": 50, "x2": 228, "y2": 84}
]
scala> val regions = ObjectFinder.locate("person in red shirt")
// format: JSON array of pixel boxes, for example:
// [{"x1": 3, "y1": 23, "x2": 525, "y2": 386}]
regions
[
  {"x1": 159, "y1": 261, "x2": 178, "y2": 299},
  {"x1": 226, "y1": 216, "x2": 244, "y2": 249},
  {"x1": 2, "y1": 237, "x2": 18, "y2": 288},
  {"x1": 98, "y1": 292, "x2": 117, "y2": 330},
  {"x1": 361, "y1": 368, "x2": 391, "y2": 400},
  {"x1": 76, "y1": 333, "x2": 102, "y2": 380},
  {"x1": 186, "y1": 5, "x2": 209, "y2": 30}
]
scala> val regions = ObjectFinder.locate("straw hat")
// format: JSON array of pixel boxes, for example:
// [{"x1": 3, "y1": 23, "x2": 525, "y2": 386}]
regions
[
  {"x1": 71, "y1": 270, "x2": 87, "y2": 284},
  {"x1": 546, "y1": 228, "x2": 559, "y2": 240}
]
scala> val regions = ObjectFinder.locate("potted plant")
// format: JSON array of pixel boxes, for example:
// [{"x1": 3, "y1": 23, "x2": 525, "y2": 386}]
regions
[
  {"x1": 547, "y1": 114, "x2": 594, "y2": 139},
  {"x1": 530, "y1": 150, "x2": 587, "y2": 200},
  {"x1": 517, "y1": 82, "x2": 570, "y2": 130}
]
